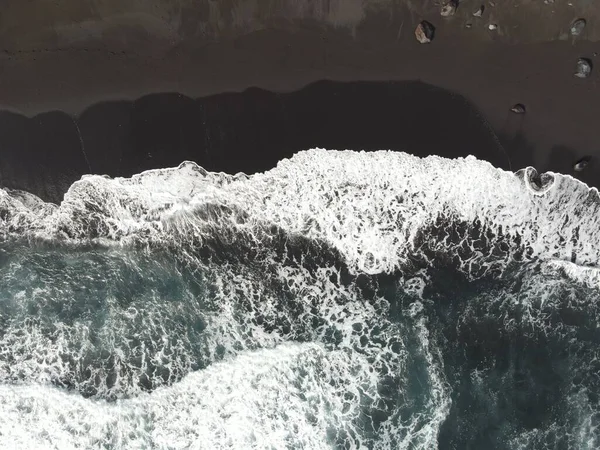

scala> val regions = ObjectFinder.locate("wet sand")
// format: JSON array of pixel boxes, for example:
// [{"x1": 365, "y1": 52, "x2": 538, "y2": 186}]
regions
[{"x1": 0, "y1": 1, "x2": 598, "y2": 201}]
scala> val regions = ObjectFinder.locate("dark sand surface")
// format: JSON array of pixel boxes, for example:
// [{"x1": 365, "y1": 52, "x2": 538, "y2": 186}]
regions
[
  {"x1": 0, "y1": 81, "x2": 512, "y2": 203},
  {"x1": 0, "y1": 0, "x2": 599, "y2": 202}
]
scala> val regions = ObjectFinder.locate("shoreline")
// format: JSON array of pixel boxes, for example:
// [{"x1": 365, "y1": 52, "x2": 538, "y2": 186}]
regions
[
  {"x1": 0, "y1": 3, "x2": 599, "y2": 201},
  {"x1": 0, "y1": 79, "x2": 595, "y2": 204}
]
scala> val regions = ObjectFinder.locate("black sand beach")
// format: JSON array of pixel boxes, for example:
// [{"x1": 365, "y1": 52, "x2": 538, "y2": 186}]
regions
[
  {"x1": 0, "y1": 0, "x2": 599, "y2": 201},
  {"x1": 3, "y1": 3, "x2": 600, "y2": 449},
  {"x1": 0, "y1": 82, "x2": 512, "y2": 203}
]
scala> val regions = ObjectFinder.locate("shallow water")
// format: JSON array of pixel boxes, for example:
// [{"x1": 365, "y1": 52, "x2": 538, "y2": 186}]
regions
[{"x1": 0, "y1": 150, "x2": 598, "y2": 449}]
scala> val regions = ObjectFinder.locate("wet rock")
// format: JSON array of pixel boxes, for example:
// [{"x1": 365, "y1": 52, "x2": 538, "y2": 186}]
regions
[
  {"x1": 525, "y1": 168, "x2": 554, "y2": 192},
  {"x1": 510, "y1": 103, "x2": 526, "y2": 114},
  {"x1": 574, "y1": 156, "x2": 591, "y2": 172},
  {"x1": 574, "y1": 58, "x2": 592, "y2": 78},
  {"x1": 488, "y1": 23, "x2": 498, "y2": 31},
  {"x1": 465, "y1": 23, "x2": 473, "y2": 29},
  {"x1": 415, "y1": 21, "x2": 435, "y2": 44},
  {"x1": 441, "y1": 0, "x2": 458, "y2": 17},
  {"x1": 570, "y1": 18, "x2": 586, "y2": 36},
  {"x1": 473, "y1": 5, "x2": 485, "y2": 17}
]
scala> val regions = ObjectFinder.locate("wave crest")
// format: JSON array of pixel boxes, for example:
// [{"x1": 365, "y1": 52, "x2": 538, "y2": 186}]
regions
[{"x1": 2, "y1": 149, "x2": 598, "y2": 277}]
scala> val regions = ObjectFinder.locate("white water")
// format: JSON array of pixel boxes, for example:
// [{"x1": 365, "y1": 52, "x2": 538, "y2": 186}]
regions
[
  {"x1": 1, "y1": 149, "x2": 599, "y2": 449},
  {"x1": 0, "y1": 244, "x2": 449, "y2": 448},
  {"x1": 0, "y1": 343, "x2": 370, "y2": 449},
  {"x1": 2, "y1": 149, "x2": 598, "y2": 274}
]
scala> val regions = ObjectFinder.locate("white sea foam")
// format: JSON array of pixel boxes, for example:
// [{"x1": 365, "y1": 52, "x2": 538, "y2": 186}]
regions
[
  {"x1": 0, "y1": 339, "x2": 448, "y2": 450},
  {"x1": 0, "y1": 343, "x2": 350, "y2": 449},
  {"x1": 545, "y1": 260, "x2": 600, "y2": 290},
  {"x1": 0, "y1": 236, "x2": 447, "y2": 448},
  {"x1": 2, "y1": 149, "x2": 598, "y2": 275},
  {"x1": 1, "y1": 149, "x2": 599, "y2": 449}
]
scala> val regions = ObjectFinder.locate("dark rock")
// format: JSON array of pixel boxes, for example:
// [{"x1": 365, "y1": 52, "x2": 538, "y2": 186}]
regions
[
  {"x1": 510, "y1": 103, "x2": 526, "y2": 114},
  {"x1": 574, "y1": 156, "x2": 592, "y2": 172},
  {"x1": 415, "y1": 21, "x2": 435, "y2": 44},
  {"x1": 570, "y1": 18, "x2": 586, "y2": 36},
  {"x1": 574, "y1": 58, "x2": 592, "y2": 78},
  {"x1": 441, "y1": 0, "x2": 458, "y2": 17},
  {"x1": 524, "y1": 168, "x2": 554, "y2": 192}
]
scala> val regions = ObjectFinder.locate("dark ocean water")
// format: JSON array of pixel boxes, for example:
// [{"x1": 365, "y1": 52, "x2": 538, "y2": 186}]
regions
[{"x1": 0, "y1": 150, "x2": 599, "y2": 449}]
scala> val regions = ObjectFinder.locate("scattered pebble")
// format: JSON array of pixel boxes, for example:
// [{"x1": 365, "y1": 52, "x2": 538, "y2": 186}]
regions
[
  {"x1": 574, "y1": 156, "x2": 591, "y2": 172},
  {"x1": 570, "y1": 18, "x2": 586, "y2": 36},
  {"x1": 488, "y1": 23, "x2": 498, "y2": 31},
  {"x1": 543, "y1": 0, "x2": 554, "y2": 4},
  {"x1": 465, "y1": 23, "x2": 473, "y2": 29},
  {"x1": 415, "y1": 21, "x2": 435, "y2": 44},
  {"x1": 574, "y1": 58, "x2": 592, "y2": 78},
  {"x1": 510, "y1": 103, "x2": 526, "y2": 114},
  {"x1": 473, "y1": 5, "x2": 485, "y2": 17},
  {"x1": 441, "y1": 0, "x2": 458, "y2": 17}
]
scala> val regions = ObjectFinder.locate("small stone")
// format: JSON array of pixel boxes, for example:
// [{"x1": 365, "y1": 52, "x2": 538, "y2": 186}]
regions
[
  {"x1": 465, "y1": 23, "x2": 473, "y2": 29},
  {"x1": 510, "y1": 103, "x2": 526, "y2": 114},
  {"x1": 415, "y1": 21, "x2": 435, "y2": 44},
  {"x1": 574, "y1": 58, "x2": 592, "y2": 78},
  {"x1": 574, "y1": 156, "x2": 591, "y2": 172},
  {"x1": 488, "y1": 23, "x2": 498, "y2": 31},
  {"x1": 543, "y1": 0, "x2": 554, "y2": 4},
  {"x1": 473, "y1": 5, "x2": 485, "y2": 17},
  {"x1": 441, "y1": 0, "x2": 458, "y2": 17},
  {"x1": 570, "y1": 18, "x2": 586, "y2": 36}
]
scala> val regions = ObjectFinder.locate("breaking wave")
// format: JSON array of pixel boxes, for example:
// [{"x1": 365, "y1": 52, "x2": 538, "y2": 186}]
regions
[{"x1": 0, "y1": 149, "x2": 599, "y2": 449}]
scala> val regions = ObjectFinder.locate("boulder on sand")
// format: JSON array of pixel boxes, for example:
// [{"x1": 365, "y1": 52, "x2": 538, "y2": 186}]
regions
[
  {"x1": 441, "y1": 0, "x2": 458, "y2": 17},
  {"x1": 574, "y1": 156, "x2": 591, "y2": 172},
  {"x1": 574, "y1": 58, "x2": 592, "y2": 78},
  {"x1": 415, "y1": 21, "x2": 435, "y2": 43},
  {"x1": 570, "y1": 18, "x2": 586, "y2": 36},
  {"x1": 510, "y1": 103, "x2": 526, "y2": 114}
]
